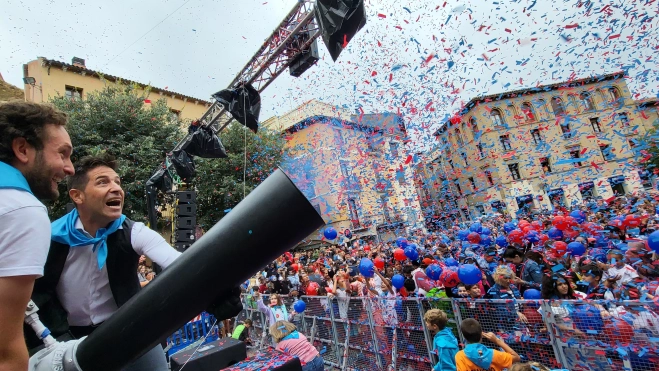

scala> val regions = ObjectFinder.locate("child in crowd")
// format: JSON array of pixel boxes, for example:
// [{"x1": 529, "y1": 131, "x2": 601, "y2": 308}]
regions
[
  {"x1": 231, "y1": 319, "x2": 252, "y2": 344},
  {"x1": 455, "y1": 318, "x2": 520, "y2": 371},
  {"x1": 270, "y1": 320, "x2": 324, "y2": 371},
  {"x1": 424, "y1": 309, "x2": 459, "y2": 371}
]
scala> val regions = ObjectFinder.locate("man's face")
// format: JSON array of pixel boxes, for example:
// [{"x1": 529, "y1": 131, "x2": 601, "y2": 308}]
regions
[
  {"x1": 22, "y1": 124, "x2": 74, "y2": 200},
  {"x1": 73, "y1": 166, "x2": 124, "y2": 225}
]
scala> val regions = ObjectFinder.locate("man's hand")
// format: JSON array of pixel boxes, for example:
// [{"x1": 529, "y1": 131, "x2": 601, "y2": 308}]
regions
[
  {"x1": 0, "y1": 275, "x2": 37, "y2": 371},
  {"x1": 207, "y1": 287, "x2": 243, "y2": 321}
]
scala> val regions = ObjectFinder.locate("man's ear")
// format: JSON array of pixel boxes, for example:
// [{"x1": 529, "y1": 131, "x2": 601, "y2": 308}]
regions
[
  {"x1": 69, "y1": 189, "x2": 84, "y2": 206},
  {"x1": 11, "y1": 137, "x2": 33, "y2": 165}
]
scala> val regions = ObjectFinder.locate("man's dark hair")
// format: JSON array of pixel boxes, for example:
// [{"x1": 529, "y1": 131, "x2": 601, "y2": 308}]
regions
[
  {"x1": 460, "y1": 318, "x2": 482, "y2": 343},
  {"x1": 503, "y1": 248, "x2": 523, "y2": 259},
  {"x1": 0, "y1": 102, "x2": 67, "y2": 163},
  {"x1": 67, "y1": 154, "x2": 118, "y2": 191}
]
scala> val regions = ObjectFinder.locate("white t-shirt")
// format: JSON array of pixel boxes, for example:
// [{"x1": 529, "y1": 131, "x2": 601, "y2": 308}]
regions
[
  {"x1": 57, "y1": 219, "x2": 181, "y2": 326},
  {"x1": 0, "y1": 189, "x2": 51, "y2": 278},
  {"x1": 603, "y1": 264, "x2": 639, "y2": 286}
]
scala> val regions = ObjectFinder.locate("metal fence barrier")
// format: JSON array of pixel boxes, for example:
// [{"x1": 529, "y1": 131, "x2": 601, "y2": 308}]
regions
[{"x1": 233, "y1": 294, "x2": 659, "y2": 371}]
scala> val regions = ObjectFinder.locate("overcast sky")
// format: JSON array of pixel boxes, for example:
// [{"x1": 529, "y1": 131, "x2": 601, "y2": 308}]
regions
[{"x1": 2, "y1": 0, "x2": 657, "y2": 148}]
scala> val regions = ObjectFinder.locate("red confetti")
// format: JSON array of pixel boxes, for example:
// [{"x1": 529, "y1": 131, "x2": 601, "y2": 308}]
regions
[
  {"x1": 144, "y1": 99, "x2": 151, "y2": 103},
  {"x1": 377, "y1": 13, "x2": 386, "y2": 18},
  {"x1": 405, "y1": 155, "x2": 413, "y2": 164},
  {"x1": 389, "y1": 73, "x2": 393, "y2": 82},
  {"x1": 371, "y1": 71, "x2": 377, "y2": 76},
  {"x1": 609, "y1": 34, "x2": 620, "y2": 39},
  {"x1": 565, "y1": 23, "x2": 579, "y2": 29},
  {"x1": 504, "y1": 28, "x2": 512, "y2": 33},
  {"x1": 342, "y1": 34, "x2": 348, "y2": 47}
]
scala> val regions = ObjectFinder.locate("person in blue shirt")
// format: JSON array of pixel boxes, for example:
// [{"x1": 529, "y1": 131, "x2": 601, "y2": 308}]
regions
[{"x1": 424, "y1": 309, "x2": 459, "y2": 371}]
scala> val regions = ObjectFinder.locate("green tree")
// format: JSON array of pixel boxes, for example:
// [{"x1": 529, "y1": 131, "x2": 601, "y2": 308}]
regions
[
  {"x1": 194, "y1": 123, "x2": 289, "y2": 229},
  {"x1": 50, "y1": 84, "x2": 182, "y2": 222}
]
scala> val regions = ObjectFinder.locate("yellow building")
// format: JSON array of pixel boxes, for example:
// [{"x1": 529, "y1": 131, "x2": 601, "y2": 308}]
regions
[
  {"x1": 22, "y1": 57, "x2": 210, "y2": 121},
  {"x1": 263, "y1": 100, "x2": 424, "y2": 245},
  {"x1": 420, "y1": 72, "x2": 658, "y2": 221}
]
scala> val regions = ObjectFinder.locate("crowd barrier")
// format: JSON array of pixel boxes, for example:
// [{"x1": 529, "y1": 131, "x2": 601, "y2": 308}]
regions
[
  {"x1": 234, "y1": 294, "x2": 659, "y2": 371},
  {"x1": 165, "y1": 312, "x2": 220, "y2": 357}
]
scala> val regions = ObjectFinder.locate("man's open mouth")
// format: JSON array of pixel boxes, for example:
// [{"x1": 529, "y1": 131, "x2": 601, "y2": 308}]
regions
[{"x1": 106, "y1": 200, "x2": 122, "y2": 207}]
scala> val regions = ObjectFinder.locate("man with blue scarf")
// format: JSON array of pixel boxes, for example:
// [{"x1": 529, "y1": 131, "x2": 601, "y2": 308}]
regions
[
  {"x1": 25, "y1": 154, "x2": 242, "y2": 371},
  {"x1": 0, "y1": 102, "x2": 74, "y2": 371}
]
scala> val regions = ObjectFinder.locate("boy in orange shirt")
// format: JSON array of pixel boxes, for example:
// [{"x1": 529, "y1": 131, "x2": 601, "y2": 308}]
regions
[{"x1": 455, "y1": 319, "x2": 520, "y2": 371}]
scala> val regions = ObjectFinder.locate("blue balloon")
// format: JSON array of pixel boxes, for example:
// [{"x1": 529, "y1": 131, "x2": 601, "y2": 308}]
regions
[
  {"x1": 570, "y1": 210, "x2": 587, "y2": 224},
  {"x1": 444, "y1": 257, "x2": 459, "y2": 267},
  {"x1": 649, "y1": 231, "x2": 659, "y2": 253},
  {"x1": 479, "y1": 235, "x2": 492, "y2": 246},
  {"x1": 567, "y1": 242, "x2": 586, "y2": 256},
  {"x1": 404, "y1": 247, "x2": 419, "y2": 261},
  {"x1": 470, "y1": 222, "x2": 483, "y2": 233},
  {"x1": 392, "y1": 274, "x2": 405, "y2": 289},
  {"x1": 503, "y1": 222, "x2": 516, "y2": 233},
  {"x1": 525, "y1": 230, "x2": 540, "y2": 243},
  {"x1": 426, "y1": 264, "x2": 443, "y2": 280},
  {"x1": 359, "y1": 258, "x2": 375, "y2": 278},
  {"x1": 495, "y1": 235, "x2": 509, "y2": 247},
  {"x1": 457, "y1": 230, "x2": 470, "y2": 241},
  {"x1": 458, "y1": 264, "x2": 482, "y2": 285},
  {"x1": 407, "y1": 243, "x2": 418, "y2": 251},
  {"x1": 523, "y1": 289, "x2": 542, "y2": 299},
  {"x1": 324, "y1": 227, "x2": 338, "y2": 240},
  {"x1": 396, "y1": 237, "x2": 408, "y2": 248},
  {"x1": 547, "y1": 227, "x2": 563, "y2": 240},
  {"x1": 481, "y1": 227, "x2": 491, "y2": 236},
  {"x1": 293, "y1": 300, "x2": 306, "y2": 312}
]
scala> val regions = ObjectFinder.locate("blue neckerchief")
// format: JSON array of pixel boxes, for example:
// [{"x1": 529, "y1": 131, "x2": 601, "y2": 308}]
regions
[
  {"x1": 282, "y1": 330, "x2": 300, "y2": 341},
  {"x1": 51, "y1": 208, "x2": 126, "y2": 270},
  {"x1": 463, "y1": 343, "x2": 494, "y2": 369},
  {"x1": 0, "y1": 161, "x2": 33, "y2": 194}
]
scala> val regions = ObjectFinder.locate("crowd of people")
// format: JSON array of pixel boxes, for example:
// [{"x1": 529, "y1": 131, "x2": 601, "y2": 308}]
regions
[{"x1": 244, "y1": 192, "x2": 659, "y2": 370}]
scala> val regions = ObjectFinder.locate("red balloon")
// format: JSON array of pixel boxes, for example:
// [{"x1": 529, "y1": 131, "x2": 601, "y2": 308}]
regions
[
  {"x1": 399, "y1": 287, "x2": 409, "y2": 297},
  {"x1": 393, "y1": 248, "x2": 407, "y2": 261},
  {"x1": 539, "y1": 234, "x2": 549, "y2": 243},
  {"x1": 531, "y1": 221, "x2": 543, "y2": 231},
  {"x1": 508, "y1": 229, "x2": 524, "y2": 244},
  {"x1": 364, "y1": 246, "x2": 371, "y2": 252},
  {"x1": 291, "y1": 263, "x2": 299, "y2": 272},
  {"x1": 565, "y1": 216, "x2": 579, "y2": 228},
  {"x1": 624, "y1": 214, "x2": 641, "y2": 228},
  {"x1": 554, "y1": 241, "x2": 568, "y2": 256},
  {"x1": 563, "y1": 229, "x2": 579, "y2": 239},
  {"x1": 440, "y1": 269, "x2": 460, "y2": 288},
  {"x1": 306, "y1": 282, "x2": 320, "y2": 295},
  {"x1": 518, "y1": 220, "x2": 530, "y2": 229},
  {"x1": 285, "y1": 252, "x2": 293, "y2": 261},
  {"x1": 374, "y1": 257, "x2": 385, "y2": 270},
  {"x1": 467, "y1": 232, "x2": 481, "y2": 244},
  {"x1": 553, "y1": 216, "x2": 568, "y2": 230}
]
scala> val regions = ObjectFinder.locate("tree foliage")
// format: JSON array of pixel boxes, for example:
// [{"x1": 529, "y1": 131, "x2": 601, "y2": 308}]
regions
[
  {"x1": 194, "y1": 124, "x2": 288, "y2": 229},
  {"x1": 50, "y1": 84, "x2": 182, "y2": 221}
]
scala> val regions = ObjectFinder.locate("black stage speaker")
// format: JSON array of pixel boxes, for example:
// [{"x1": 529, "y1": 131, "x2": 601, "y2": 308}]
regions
[
  {"x1": 290, "y1": 39, "x2": 319, "y2": 77},
  {"x1": 170, "y1": 338, "x2": 246, "y2": 371},
  {"x1": 177, "y1": 203, "x2": 197, "y2": 216},
  {"x1": 174, "y1": 242, "x2": 192, "y2": 252},
  {"x1": 222, "y1": 349, "x2": 302, "y2": 371},
  {"x1": 177, "y1": 191, "x2": 197, "y2": 203},
  {"x1": 176, "y1": 216, "x2": 196, "y2": 229},
  {"x1": 175, "y1": 229, "x2": 195, "y2": 243}
]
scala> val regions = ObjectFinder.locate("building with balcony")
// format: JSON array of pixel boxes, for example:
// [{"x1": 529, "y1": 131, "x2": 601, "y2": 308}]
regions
[
  {"x1": 22, "y1": 57, "x2": 210, "y2": 121},
  {"x1": 262, "y1": 100, "x2": 424, "y2": 245},
  {"x1": 421, "y1": 72, "x2": 658, "y2": 219}
]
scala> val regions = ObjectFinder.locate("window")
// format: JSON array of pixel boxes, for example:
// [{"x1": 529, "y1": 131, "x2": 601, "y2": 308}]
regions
[
  {"x1": 491, "y1": 109, "x2": 505, "y2": 126},
  {"x1": 507, "y1": 105, "x2": 519, "y2": 121},
  {"x1": 462, "y1": 122, "x2": 468, "y2": 140},
  {"x1": 347, "y1": 199, "x2": 360, "y2": 228},
  {"x1": 389, "y1": 142, "x2": 399, "y2": 158},
  {"x1": 485, "y1": 170, "x2": 494, "y2": 186},
  {"x1": 470, "y1": 117, "x2": 479, "y2": 135},
  {"x1": 618, "y1": 112, "x2": 629, "y2": 127},
  {"x1": 551, "y1": 97, "x2": 566, "y2": 116},
  {"x1": 561, "y1": 123, "x2": 572, "y2": 138},
  {"x1": 455, "y1": 129, "x2": 464, "y2": 145},
  {"x1": 600, "y1": 144, "x2": 615, "y2": 161},
  {"x1": 499, "y1": 134, "x2": 512, "y2": 151},
  {"x1": 380, "y1": 195, "x2": 391, "y2": 222},
  {"x1": 65, "y1": 85, "x2": 83, "y2": 101},
  {"x1": 469, "y1": 177, "x2": 476, "y2": 190},
  {"x1": 508, "y1": 163, "x2": 521, "y2": 180},
  {"x1": 569, "y1": 149, "x2": 582, "y2": 167},
  {"x1": 581, "y1": 92, "x2": 595, "y2": 111},
  {"x1": 536, "y1": 99, "x2": 548, "y2": 117},
  {"x1": 168, "y1": 109, "x2": 181, "y2": 121},
  {"x1": 540, "y1": 157, "x2": 552, "y2": 173},
  {"x1": 521, "y1": 102, "x2": 535, "y2": 122},
  {"x1": 609, "y1": 87, "x2": 621, "y2": 102},
  {"x1": 454, "y1": 180, "x2": 462, "y2": 195},
  {"x1": 477, "y1": 142, "x2": 485, "y2": 158},
  {"x1": 448, "y1": 159, "x2": 454, "y2": 170},
  {"x1": 460, "y1": 152, "x2": 468, "y2": 165},
  {"x1": 568, "y1": 95, "x2": 578, "y2": 112},
  {"x1": 530, "y1": 128, "x2": 542, "y2": 144},
  {"x1": 590, "y1": 117, "x2": 602, "y2": 133}
]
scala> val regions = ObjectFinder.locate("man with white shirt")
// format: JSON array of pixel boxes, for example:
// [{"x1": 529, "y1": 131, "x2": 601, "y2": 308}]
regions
[
  {"x1": 0, "y1": 102, "x2": 74, "y2": 371},
  {"x1": 599, "y1": 250, "x2": 639, "y2": 288},
  {"x1": 25, "y1": 155, "x2": 241, "y2": 371}
]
